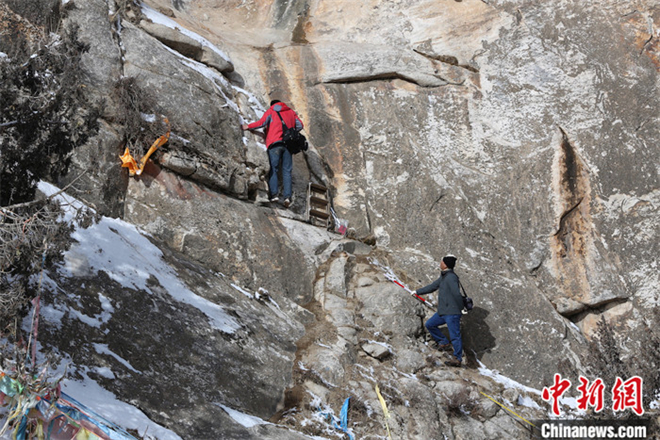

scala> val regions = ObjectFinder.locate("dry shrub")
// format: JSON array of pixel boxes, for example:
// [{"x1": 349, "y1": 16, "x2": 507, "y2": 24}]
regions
[
  {"x1": 634, "y1": 310, "x2": 660, "y2": 407},
  {"x1": 0, "y1": 199, "x2": 82, "y2": 331},
  {"x1": 0, "y1": 25, "x2": 100, "y2": 206},
  {"x1": 111, "y1": 76, "x2": 166, "y2": 159},
  {"x1": 0, "y1": 19, "x2": 99, "y2": 330},
  {"x1": 588, "y1": 314, "x2": 660, "y2": 418},
  {"x1": 589, "y1": 317, "x2": 629, "y2": 386}
]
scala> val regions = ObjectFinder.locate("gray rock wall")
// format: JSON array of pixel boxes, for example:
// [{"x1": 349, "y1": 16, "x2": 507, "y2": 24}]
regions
[
  {"x1": 219, "y1": 0, "x2": 658, "y2": 347},
  {"x1": 124, "y1": 167, "x2": 318, "y2": 305},
  {"x1": 37, "y1": 226, "x2": 311, "y2": 438},
  {"x1": 120, "y1": 0, "x2": 659, "y2": 412}
]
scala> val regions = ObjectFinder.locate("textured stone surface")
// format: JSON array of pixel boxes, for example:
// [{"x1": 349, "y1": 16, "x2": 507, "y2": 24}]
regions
[
  {"x1": 285, "y1": 253, "x2": 540, "y2": 439},
  {"x1": 121, "y1": 21, "x2": 244, "y2": 179},
  {"x1": 123, "y1": 166, "x2": 319, "y2": 305},
  {"x1": 394, "y1": 347, "x2": 426, "y2": 373},
  {"x1": 59, "y1": 121, "x2": 127, "y2": 216},
  {"x1": 139, "y1": 19, "x2": 204, "y2": 59},
  {"x1": 361, "y1": 342, "x2": 391, "y2": 360},
  {"x1": 174, "y1": 0, "x2": 660, "y2": 378},
  {"x1": 38, "y1": 226, "x2": 306, "y2": 438},
  {"x1": 62, "y1": 0, "x2": 122, "y2": 105},
  {"x1": 355, "y1": 281, "x2": 424, "y2": 339}
]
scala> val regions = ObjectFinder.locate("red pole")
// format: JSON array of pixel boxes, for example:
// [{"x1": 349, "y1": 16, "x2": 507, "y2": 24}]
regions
[{"x1": 391, "y1": 279, "x2": 434, "y2": 310}]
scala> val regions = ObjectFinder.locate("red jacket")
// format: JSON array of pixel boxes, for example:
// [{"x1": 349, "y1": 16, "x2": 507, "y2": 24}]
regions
[{"x1": 247, "y1": 102, "x2": 304, "y2": 148}]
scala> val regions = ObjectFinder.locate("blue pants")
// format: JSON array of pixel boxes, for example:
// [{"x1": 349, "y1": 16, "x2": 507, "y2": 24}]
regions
[
  {"x1": 426, "y1": 313, "x2": 463, "y2": 361},
  {"x1": 268, "y1": 145, "x2": 293, "y2": 199}
]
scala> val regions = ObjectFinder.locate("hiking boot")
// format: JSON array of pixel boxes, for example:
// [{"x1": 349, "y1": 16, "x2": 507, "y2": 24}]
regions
[
  {"x1": 444, "y1": 356, "x2": 462, "y2": 368},
  {"x1": 269, "y1": 195, "x2": 280, "y2": 203},
  {"x1": 436, "y1": 343, "x2": 453, "y2": 353},
  {"x1": 283, "y1": 198, "x2": 291, "y2": 208}
]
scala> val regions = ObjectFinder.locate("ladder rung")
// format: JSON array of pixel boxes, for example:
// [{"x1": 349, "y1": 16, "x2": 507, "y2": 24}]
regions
[
  {"x1": 310, "y1": 217, "x2": 327, "y2": 226},
  {"x1": 310, "y1": 196, "x2": 328, "y2": 205},
  {"x1": 309, "y1": 183, "x2": 327, "y2": 192},
  {"x1": 309, "y1": 209, "x2": 330, "y2": 219}
]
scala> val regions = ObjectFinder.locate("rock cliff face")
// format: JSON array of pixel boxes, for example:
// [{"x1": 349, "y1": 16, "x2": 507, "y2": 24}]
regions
[{"x1": 2, "y1": 0, "x2": 658, "y2": 438}]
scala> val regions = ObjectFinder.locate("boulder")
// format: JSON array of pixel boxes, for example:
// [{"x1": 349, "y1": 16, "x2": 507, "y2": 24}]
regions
[
  {"x1": 201, "y1": 45, "x2": 234, "y2": 73},
  {"x1": 395, "y1": 348, "x2": 425, "y2": 373},
  {"x1": 139, "y1": 19, "x2": 203, "y2": 59},
  {"x1": 361, "y1": 342, "x2": 391, "y2": 360},
  {"x1": 355, "y1": 282, "x2": 425, "y2": 338}
]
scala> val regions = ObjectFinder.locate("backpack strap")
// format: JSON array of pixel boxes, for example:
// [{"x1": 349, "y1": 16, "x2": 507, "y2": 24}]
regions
[
  {"x1": 457, "y1": 276, "x2": 468, "y2": 298},
  {"x1": 444, "y1": 270, "x2": 468, "y2": 298},
  {"x1": 275, "y1": 110, "x2": 289, "y2": 131}
]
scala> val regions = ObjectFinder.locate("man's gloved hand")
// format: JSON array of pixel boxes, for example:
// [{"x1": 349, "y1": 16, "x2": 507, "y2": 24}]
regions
[{"x1": 410, "y1": 290, "x2": 417, "y2": 296}]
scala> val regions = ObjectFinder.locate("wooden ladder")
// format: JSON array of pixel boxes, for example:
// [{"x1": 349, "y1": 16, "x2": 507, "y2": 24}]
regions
[{"x1": 307, "y1": 182, "x2": 331, "y2": 228}]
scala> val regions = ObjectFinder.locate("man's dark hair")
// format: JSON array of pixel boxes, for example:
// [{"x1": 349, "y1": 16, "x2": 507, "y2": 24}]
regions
[{"x1": 270, "y1": 100, "x2": 282, "y2": 106}]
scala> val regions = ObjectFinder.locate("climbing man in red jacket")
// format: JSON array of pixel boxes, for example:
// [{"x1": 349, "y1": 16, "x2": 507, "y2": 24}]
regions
[{"x1": 241, "y1": 100, "x2": 304, "y2": 208}]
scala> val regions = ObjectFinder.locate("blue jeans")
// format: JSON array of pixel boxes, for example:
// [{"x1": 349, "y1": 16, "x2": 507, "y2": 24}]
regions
[
  {"x1": 426, "y1": 313, "x2": 463, "y2": 361},
  {"x1": 268, "y1": 144, "x2": 293, "y2": 199}
]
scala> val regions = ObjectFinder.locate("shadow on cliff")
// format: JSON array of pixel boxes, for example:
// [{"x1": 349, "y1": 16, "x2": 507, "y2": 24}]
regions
[
  {"x1": 461, "y1": 306, "x2": 495, "y2": 368},
  {"x1": 137, "y1": 161, "x2": 161, "y2": 188}
]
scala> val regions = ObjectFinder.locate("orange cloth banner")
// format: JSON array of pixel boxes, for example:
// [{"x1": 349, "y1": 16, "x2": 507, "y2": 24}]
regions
[{"x1": 120, "y1": 117, "x2": 170, "y2": 176}]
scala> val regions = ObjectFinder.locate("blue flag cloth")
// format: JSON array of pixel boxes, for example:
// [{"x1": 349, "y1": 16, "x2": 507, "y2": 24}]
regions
[
  {"x1": 340, "y1": 397, "x2": 350, "y2": 430},
  {"x1": 317, "y1": 397, "x2": 354, "y2": 440},
  {"x1": 339, "y1": 397, "x2": 354, "y2": 440}
]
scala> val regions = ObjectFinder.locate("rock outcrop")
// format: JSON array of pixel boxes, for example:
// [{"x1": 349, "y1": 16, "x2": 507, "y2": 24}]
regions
[{"x1": 36, "y1": 201, "x2": 316, "y2": 437}]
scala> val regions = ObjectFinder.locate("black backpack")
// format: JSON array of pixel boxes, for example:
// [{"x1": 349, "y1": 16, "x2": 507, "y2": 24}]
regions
[{"x1": 275, "y1": 110, "x2": 308, "y2": 154}]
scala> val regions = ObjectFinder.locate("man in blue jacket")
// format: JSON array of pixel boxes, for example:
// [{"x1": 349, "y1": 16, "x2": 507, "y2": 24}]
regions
[{"x1": 412, "y1": 255, "x2": 464, "y2": 367}]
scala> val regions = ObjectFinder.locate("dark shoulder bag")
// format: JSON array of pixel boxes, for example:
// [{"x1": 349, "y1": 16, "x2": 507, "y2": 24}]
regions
[
  {"x1": 457, "y1": 278, "x2": 474, "y2": 312},
  {"x1": 275, "y1": 110, "x2": 308, "y2": 154}
]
